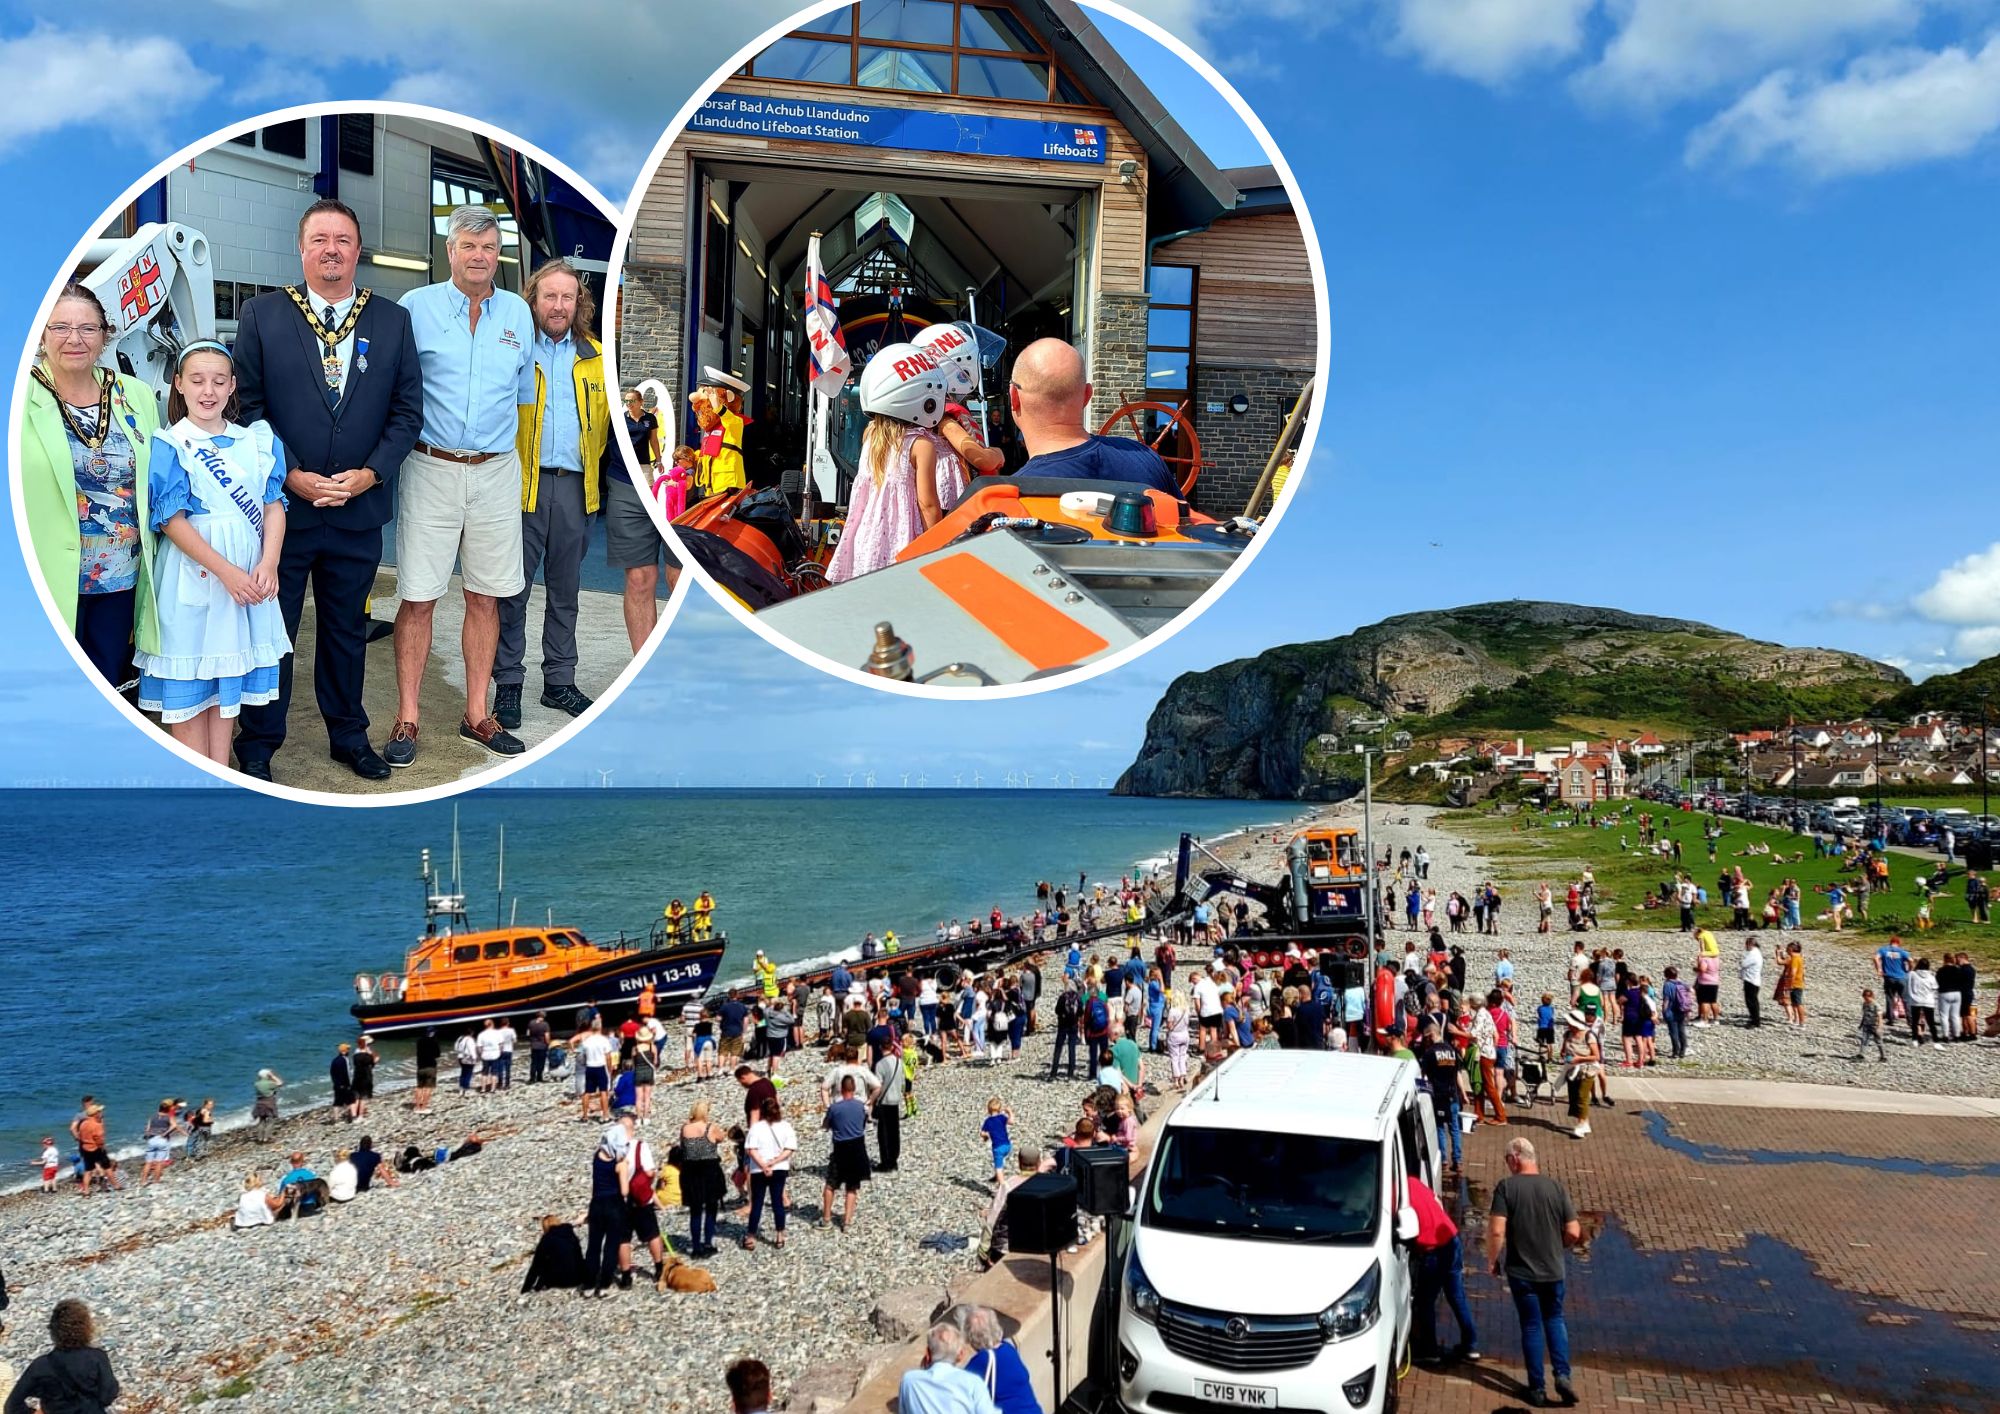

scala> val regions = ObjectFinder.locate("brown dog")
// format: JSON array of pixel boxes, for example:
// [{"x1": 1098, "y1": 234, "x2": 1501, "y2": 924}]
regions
[{"x1": 655, "y1": 1257, "x2": 717, "y2": 1294}]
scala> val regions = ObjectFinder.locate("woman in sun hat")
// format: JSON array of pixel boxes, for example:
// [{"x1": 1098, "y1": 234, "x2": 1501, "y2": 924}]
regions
[{"x1": 1560, "y1": 1010, "x2": 1601, "y2": 1140}]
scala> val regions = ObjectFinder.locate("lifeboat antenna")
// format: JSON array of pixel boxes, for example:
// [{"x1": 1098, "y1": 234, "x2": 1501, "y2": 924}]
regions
[
  {"x1": 496, "y1": 823, "x2": 506, "y2": 929},
  {"x1": 423, "y1": 810, "x2": 471, "y2": 935}
]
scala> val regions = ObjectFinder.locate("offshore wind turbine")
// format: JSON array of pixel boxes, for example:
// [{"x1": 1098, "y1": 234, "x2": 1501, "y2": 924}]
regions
[
  {"x1": 972, "y1": 770, "x2": 983, "y2": 788},
  {"x1": 953, "y1": 772, "x2": 964, "y2": 788},
  {"x1": 864, "y1": 769, "x2": 877, "y2": 788},
  {"x1": 901, "y1": 771, "x2": 911, "y2": 789},
  {"x1": 917, "y1": 773, "x2": 928, "y2": 788},
  {"x1": 845, "y1": 771, "x2": 857, "y2": 787},
  {"x1": 596, "y1": 769, "x2": 613, "y2": 788},
  {"x1": 811, "y1": 771, "x2": 826, "y2": 787}
]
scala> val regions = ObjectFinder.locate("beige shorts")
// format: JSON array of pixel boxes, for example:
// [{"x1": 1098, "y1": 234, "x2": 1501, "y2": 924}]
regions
[{"x1": 396, "y1": 447, "x2": 526, "y2": 601}]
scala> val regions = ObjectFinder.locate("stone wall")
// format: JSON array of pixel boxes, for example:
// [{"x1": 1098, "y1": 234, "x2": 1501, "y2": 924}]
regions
[
  {"x1": 1089, "y1": 290, "x2": 1150, "y2": 425},
  {"x1": 616, "y1": 262, "x2": 686, "y2": 435},
  {"x1": 1192, "y1": 363, "x2": 1311, "y2": 517}
]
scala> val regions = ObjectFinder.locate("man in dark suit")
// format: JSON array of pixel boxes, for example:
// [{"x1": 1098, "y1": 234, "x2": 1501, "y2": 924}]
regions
[{"x1": 233, "y1": 198, "x2": 424, "y2": 781}]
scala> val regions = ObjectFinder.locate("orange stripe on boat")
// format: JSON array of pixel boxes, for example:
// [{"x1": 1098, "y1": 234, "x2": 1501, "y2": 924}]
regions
[{"x1": 918, "y1": 553, "x2": 1110, "y2": 672}]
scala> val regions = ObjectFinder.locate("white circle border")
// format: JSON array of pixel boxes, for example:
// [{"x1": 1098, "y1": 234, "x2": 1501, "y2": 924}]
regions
[
  {"x1": 6, "y1": 99, "x2": 692, "y2": 809},
  {"x1": 605, "y1": 0, "x2": 1331, "y2": 702}
]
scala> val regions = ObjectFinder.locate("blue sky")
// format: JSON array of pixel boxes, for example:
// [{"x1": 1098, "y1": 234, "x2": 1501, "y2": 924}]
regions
[{"x1": 3, "y1": 0, "x2": 1998, "y2": 788}]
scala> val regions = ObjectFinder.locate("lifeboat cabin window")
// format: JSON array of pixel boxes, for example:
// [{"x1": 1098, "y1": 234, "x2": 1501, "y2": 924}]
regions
[
  {"x1": 513, "y1": 935, "x2": 548, "y2": 958},
  {"x1": 452, "y1": 944, "x2": 481, "y2": 965},
  {"x1": 482, "y1": 940, "x2": 512, "y2": 961},
  {"x1": 553, "y1": 931, "x2": 585, "y2": 949}
]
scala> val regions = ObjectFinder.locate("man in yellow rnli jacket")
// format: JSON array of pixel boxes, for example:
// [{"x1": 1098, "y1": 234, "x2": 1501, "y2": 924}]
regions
[
  {"x1": 753, "y1": 950, "x2": 779, "y2": 1000},
  {"x1": 664, "y1": 898, "x2": 689, "y2": 943},
  {"x1": 496, "y1": 260, "x2": 611, "y2": 731},
  {"x1": 693, "y1": 891, "x2": 716, "y2": 942}
]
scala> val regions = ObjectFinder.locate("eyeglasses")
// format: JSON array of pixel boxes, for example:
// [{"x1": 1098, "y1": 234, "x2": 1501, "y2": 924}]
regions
[{"x1": 46, "y1": 323, "x2": 107, "y2": 340}]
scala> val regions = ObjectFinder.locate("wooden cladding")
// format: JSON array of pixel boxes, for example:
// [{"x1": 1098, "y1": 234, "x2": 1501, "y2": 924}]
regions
[{"x1": 1154, "y1": 213, "x2": 1316, "y2": 369}]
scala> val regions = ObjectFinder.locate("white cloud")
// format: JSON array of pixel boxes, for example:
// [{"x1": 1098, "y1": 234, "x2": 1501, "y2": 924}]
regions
[
  {"x1": 1951, "y1": 625, "x2": 2000, "y2": 659},
  {"x1": 1828, "y1": 598, "x2": 1906, "y2": 622},
  {"x1": 379, "y1": 69, "x2": 471, "y2": 113},
  {"x1": 1389, "y1": 0, "x2": 1595, "y2": 83},
  {"x1": 1686, "y1": 36, "x2": 2000, "y2": 175},
  {"x1": 83, "y1": 0, "x2": 802, "y2": 160},
  {"x1": 1577, "y1": 0, "x2": 1924, "y2": 105},
  {"x1": 1913, "y1": 542, "x2": 2000, "y2": 624},
  {"x1": 0, "y1": 26, "x2": 218, "y2": 151}
]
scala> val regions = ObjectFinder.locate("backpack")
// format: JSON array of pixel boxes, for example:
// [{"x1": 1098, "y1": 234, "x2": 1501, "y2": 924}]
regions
[
  {"x1": 1087, "y1": 996, "x2": 1110, "y2": 1034},
  {"x1": 630, "y1": 1143, "x2": 656, "y2": 1206}
]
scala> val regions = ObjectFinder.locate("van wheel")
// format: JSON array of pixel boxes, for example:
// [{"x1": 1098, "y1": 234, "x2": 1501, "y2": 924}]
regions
[{"x1": 935, "y1": 964, "x2": 962, "y2": 989}]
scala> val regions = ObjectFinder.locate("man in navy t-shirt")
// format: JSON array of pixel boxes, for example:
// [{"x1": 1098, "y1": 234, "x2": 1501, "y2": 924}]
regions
[
  {"x1": 718, "y1": 996, "x2": 751, "y2": 1061},
  {"x1": 1011, "y1": 339, "x2": 1181, "y2": 498}
]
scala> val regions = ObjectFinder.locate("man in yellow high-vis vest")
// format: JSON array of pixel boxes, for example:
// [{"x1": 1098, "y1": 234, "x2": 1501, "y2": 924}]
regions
[{"x1": 496, "y1": 259, "x2": 611, "y2": 731}]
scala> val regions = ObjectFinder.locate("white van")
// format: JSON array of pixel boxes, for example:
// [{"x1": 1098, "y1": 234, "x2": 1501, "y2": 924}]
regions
[{"x1": 1117, "y1": 1051, "x2": 1439, "y2": 1414}]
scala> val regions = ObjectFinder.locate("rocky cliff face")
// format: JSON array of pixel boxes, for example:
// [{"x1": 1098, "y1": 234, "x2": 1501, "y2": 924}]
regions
[{"x1": 1114, "y1": 601, "x2": 1907, "y2": 798}]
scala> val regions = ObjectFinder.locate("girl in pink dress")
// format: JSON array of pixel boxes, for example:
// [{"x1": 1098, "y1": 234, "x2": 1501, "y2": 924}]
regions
[
  {"x1": 827, "y1": 421, "x2": 940, "y2": 583},
  {"x1": 827, "y1": 342, "x2": 955, "y2": 583}
]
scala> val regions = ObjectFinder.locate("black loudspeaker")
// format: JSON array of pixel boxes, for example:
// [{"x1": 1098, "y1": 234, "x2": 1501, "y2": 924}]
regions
[
  {"x1": 1070, "y1": 1144, "x2": 1130, "y2": 1218},
  {"x1": 1006, "y1": 1173, "x2": 1078, "y2": 1255},
  {"x1": 1320, "y1": 954, "x2": 1366, "y2": 990}
]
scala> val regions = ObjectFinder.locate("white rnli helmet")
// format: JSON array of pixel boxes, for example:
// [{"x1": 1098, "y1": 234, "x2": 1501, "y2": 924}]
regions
[
  {"x1": 859, "y1": 342, "x2": 952, "y2": 429},
  {"x1": 912, "y1": 321, "x2": 980, "y2": 398}
]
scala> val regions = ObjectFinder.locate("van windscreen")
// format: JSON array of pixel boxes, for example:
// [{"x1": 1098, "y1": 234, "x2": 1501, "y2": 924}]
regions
[{"x1": 1144, "y1": 1128, "x2": 1379, "y2": 1243}]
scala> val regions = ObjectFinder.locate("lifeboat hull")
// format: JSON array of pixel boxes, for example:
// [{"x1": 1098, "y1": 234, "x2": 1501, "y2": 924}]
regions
[{"x1": 350, "y1": 939, "x2": 726, "y2": 1035}]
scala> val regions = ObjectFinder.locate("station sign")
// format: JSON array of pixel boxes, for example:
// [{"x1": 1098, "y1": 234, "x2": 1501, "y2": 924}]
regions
[{"x1": 690, "y1": 91, "x2": 1109, "y2": 165}]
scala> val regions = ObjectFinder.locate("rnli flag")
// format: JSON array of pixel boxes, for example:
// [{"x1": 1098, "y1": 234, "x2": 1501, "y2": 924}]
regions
[
  {"x1": 804, "y1": 234, "x2": 851, "y2": 399},
  {"x1": 1073, "y1": 128, "x2": 1099, "y2": 147}
]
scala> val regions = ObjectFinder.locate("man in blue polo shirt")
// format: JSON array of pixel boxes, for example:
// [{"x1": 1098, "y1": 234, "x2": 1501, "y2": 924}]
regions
[
  {"x1": 1010, "y1": 338, "x2": 1180, "y2": 497},
  {"x1": 1874, "y1": 936, "x2": 1911, "y2": 1022},
  {"x1": 390, "y1": 205, "x2": 538, "y2": 768}
]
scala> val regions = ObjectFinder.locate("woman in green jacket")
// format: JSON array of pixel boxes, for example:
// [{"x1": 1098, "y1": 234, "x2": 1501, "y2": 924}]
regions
[{"x1": 20, "y1": 282, "x2": 161, "y2": 689}]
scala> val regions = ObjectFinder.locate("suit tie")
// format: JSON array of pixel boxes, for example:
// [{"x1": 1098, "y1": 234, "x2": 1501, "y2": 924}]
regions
[{"x1": 324, "y1": 305, "x2": 341, "y2": 408}]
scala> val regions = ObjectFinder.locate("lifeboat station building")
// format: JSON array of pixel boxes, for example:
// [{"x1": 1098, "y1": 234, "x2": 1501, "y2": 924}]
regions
[{"x1": 617, "y1": 0, "x2": 1318, "y2": 516}]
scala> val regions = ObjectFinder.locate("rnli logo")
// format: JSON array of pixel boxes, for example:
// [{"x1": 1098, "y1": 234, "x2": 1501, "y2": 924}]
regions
[{"x1": 890, "y1": 350, "x2": 939, "y2": 382}]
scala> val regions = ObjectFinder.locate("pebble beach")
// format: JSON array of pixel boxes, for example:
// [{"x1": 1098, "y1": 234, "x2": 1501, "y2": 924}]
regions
[
  {"x1": 7, "y1": 804, "x2": 1993, "y2": 1413},
  {"x1": 0, "y1": 822, "x2": 1300, "y2": 1414}
]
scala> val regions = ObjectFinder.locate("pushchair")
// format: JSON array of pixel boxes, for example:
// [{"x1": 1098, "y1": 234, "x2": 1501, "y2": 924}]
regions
[{"x1": 1516, "y1": 1044, "x2": 1556, "y2": 1107}]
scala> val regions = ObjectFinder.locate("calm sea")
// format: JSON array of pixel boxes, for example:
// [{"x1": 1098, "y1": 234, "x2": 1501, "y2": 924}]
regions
[{"x1": 0, "y1": 788, "x2": 1288, "y2": 1186}]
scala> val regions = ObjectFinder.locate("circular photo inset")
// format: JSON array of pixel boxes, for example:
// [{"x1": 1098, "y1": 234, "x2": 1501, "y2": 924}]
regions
[
  {"x1": 10, "y1": 103, "x2": 685, "y2": 803},
  {"x1": 609, "y1": 0, "x2": 1326, "y2": 694}
]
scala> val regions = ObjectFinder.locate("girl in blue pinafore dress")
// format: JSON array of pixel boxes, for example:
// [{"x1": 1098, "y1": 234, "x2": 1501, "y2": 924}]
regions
[{"x1": 133, "y1": 342, "x2": 291, "y2": 768}]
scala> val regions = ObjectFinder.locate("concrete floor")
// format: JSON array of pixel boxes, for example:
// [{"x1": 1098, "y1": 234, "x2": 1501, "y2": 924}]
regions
[
  {"x1": 261, "y1": 568, "x2": 641, "y2": 797},
  {"x1": 253, "y1": 516, "x2": 670, "y2": 797}
]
